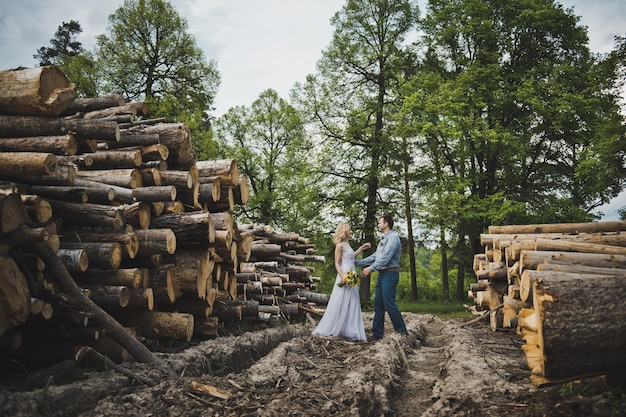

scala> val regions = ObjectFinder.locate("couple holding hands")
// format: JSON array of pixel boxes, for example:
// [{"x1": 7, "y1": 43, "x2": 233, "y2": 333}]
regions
[{"x1": 312, "y1": 214, "x2": 408, "y2": 342}]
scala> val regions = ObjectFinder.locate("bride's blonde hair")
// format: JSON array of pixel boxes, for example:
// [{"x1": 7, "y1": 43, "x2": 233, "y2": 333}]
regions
[{"x1": 333, "y1": 223, "x2": 351, "y2": 245}]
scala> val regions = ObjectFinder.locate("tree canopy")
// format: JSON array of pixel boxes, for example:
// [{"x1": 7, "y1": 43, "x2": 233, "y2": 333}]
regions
[{"x1": 95, "y1": 0, "x2": 220, "y2": 122}]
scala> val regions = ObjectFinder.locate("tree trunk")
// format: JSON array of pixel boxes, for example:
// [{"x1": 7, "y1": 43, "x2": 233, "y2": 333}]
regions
[{"x1": 0, "y1": 66, "x2": 76, "y2": 116}]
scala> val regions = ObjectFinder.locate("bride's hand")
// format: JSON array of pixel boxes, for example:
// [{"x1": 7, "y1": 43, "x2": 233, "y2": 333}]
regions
[{"x1": 361, "y1": 242, "x2": 371, "y2": 250}]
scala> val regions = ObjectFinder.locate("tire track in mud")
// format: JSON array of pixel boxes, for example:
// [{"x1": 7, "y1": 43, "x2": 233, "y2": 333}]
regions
[{"x1": 391, "y1": 315, "x2": 448, "y2": 416}]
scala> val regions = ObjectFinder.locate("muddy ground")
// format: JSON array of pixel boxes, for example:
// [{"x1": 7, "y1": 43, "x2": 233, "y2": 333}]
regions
[{"x1": 0, "y1": 312, "x2": 623, "y2": 417}]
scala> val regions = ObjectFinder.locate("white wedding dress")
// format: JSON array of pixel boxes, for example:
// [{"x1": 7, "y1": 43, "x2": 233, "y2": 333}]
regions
[{"x1": 311, "y1": 242, "x2": 366, "y2": 341}]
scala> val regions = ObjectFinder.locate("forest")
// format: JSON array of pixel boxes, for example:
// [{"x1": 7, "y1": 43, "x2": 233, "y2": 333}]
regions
[{"x1": 30, "y1": 0, "x2": 626, "y2": 303}]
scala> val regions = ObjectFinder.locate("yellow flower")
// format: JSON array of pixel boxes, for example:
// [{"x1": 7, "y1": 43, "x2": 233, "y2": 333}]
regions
[{"x1": 339, "y1": 270, "x2": 360, "y2": 287}]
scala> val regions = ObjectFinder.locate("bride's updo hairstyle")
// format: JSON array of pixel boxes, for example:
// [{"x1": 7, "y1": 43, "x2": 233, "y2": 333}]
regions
[{"x1": 333, "y1": 223, "x2": 350, "y2": 245}]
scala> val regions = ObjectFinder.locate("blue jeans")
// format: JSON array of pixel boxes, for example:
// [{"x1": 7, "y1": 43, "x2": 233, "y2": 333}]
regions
[{"x1": 372, "y1": 270, "x2": 407, "y2": 338}]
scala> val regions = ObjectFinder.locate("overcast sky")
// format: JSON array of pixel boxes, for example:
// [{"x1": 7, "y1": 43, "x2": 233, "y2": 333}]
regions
[{"x1": 0, "y1": 0, "x2": 624, "y2": 219}]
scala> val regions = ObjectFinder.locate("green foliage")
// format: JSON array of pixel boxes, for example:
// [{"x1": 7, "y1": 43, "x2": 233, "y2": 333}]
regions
[
  {"x1": 95, "y1": 0, "x2": 220, "y2": 122},
  {"x1": 34, "y1": 20, "x2": 83, "y2": 66},
  {"x1": 56, "y1": 51, "x2": 99, "y2": 98},
  {"x1": 214, "y1": 89, "x2": 325, "y2": 233}
]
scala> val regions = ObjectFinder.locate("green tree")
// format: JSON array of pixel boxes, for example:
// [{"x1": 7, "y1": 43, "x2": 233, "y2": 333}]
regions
[
  {"x1": 34, "y1": 20, "x2": 83, "y2": 66},
  {"x1": 294, "y1": 0, "x2": 419, "y2": 301},
  {"x1": 214, "y1": 89, "x2": 322, "y2": 233},
  {"x1": 34, "y1": 20, "x2": 99, "y2": 97},
  {"x1": 400, "y1": 0, "x2": 626, "y2": 300},
  {"x1": 95, "y1": 0, "x2": 220, "y2": 126}
]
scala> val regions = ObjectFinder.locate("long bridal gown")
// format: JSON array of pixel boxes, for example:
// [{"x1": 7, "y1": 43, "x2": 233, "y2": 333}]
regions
[{"x1": 311, "y1": 241, "x2": 366, "y2": 341}]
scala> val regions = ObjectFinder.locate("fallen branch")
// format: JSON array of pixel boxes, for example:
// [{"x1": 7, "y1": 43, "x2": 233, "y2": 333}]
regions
[
  {"x1": 33, "y1": 242, "x2": 174, "y2": 378},
  {"x1": 75, "y1": 346, "x2": 157, "y2": 386},
  {"x1": 460, "y1": 303, "x2": 504, "y2": 327}
]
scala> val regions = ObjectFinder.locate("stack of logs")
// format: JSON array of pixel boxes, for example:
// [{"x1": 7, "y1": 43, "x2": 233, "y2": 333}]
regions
[
  {"x1": 470, "y1": 220, "x2": 626, "y2": 386},
  {"x1": 0, "y1": 66, "x2": 324, "y2": 364}
]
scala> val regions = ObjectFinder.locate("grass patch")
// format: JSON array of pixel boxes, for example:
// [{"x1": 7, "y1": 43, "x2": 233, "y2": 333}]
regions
[
  {"x1": 398, "y1": 300, "x2": 471, "y2": 318},
  {"x1": 362, "y1": 300, "x2": 471, "y2": 318}
]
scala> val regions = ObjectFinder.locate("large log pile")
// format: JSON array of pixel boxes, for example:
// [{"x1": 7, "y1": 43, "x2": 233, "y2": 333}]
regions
[
  {"x1": 471, "y1": 221, "x2": 626, "y2": 386},
  {"x1": 0, "y1": 67, "x2": 324, "y2": 367}
]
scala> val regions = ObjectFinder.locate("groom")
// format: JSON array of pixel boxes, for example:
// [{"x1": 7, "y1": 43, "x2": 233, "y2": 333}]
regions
[{"x1": 356, "y1": 214, "x2": 408, "y2": 341}]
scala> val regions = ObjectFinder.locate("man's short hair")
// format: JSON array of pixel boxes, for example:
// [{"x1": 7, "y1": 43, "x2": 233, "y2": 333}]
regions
[{"x1": 380, "y1": 214, "x2": 394, "y2": 229}]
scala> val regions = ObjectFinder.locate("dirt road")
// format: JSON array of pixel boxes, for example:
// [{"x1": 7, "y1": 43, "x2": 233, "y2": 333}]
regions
[{"x1": 0, "y1": 313, "x2": 622, "y2": 416}]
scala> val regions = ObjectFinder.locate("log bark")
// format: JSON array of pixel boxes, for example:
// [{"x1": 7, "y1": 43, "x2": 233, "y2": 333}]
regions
[
  {"x1": 141, "y1": 123, "x2": 193, "y2": 168},
  {"x1": 74, "y1": 268, "x2": 144, "y2": 289},
  {"x1": 131, "y1": 185, "x2": 177, "y2": 202},
  {"x1": 0, "y1": 115, "x2": 120, "y2": 142},
  {"x1": 60, "y1": 242, "x2": 122, "y2": 269},
  {"x1": 158, "y1": 169, "x2": 194, "y2": 189},
  {"x1": 62, "y1": 230, "x2": 139, "y2": 260},
  {"x1": 150, "y1": 212, "x2": 216, "y2": 245},
  {"x1": 55, "y1": 248, "x2": 89, "y2": 272},
  {"x1": 83, "y1": 285, "x2": 129, "y2": 308},
  {"x1": 20, "y1": 184, "x2": 87, "y2": 203},
  {"x1": 537, "y1": 263, "x2": 626, "y2": 276},
  {"x1": 0, "y1": 256, "x2": 31, "y2": 336},
  {"x1": 48, "y1": 200, "x2": 125, "y2": 228},
  {"x1": 519, "y1": 250, "x2": 626, "y2": 272},
  {"x1": 0, "y1": 194, "x2": 31, "y2": 236},
  {"x1": 76, "y1": 168, "x2": 142, "y2": 189},
  {"x1": 83, "y1": 104, "x2": 137, "y2": 120},
  {"x1": 118, "y1": 201, "x2": 151, "y2": 229},
  {"x1": 0, "y1": 66, "x2": 76, "y2": 116},
  {"x1": 62, "y1": 94, "x2": 125, "y2": 115},
  {"x1": 128, "y1": 311, "x2": 194, "y2": 342},
  {"x1": 0, "y1": 151, "x2": 57, "y2": 176},
  {"x1": 0, "y1": 134, "x2": 77, "y2": 155},
  {"x1": 196, "y1": 159, "x2": 239, "y2": 185},
  {"x1": 232, "y1": 175, "x2": 249, "y2": 205},
  {"x1": 522, "y1": 271, "x2": 626, "y2": 386},
  {"x1": 489, "y1": 221, "x2": 626, "y2": 235},
  {"x1": 32, "y1": 241, "x2": 173, "y2": 376},
  {"x1": 86, "y1": 149, "x2": 143, "y2": 169},
  {"x1": 534, "y1": 238, "x2": 626, "y2": 255},
  {"x1": 135, "y1": 228, "x2": 177, "y2": 256}
]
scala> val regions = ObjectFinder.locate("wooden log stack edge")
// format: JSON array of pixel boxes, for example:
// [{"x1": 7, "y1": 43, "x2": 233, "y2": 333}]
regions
[
  {"x1": 0, "y1": 67, "x2": 325, "y2": 368},
  {"x1": 471, "y1": 220, "x2": 626, "y2": 387}
]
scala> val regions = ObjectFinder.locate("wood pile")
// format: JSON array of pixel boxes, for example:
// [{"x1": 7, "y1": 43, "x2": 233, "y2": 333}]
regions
[
  {"x1": 0, "y1": 67, "x2": 324, "y2": 365},
  {"x1": 470, "y1": 220, "x2": 626, "y2": 386}
]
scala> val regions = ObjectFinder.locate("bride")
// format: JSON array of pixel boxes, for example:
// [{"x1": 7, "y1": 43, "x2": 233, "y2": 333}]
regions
[{"x1": 311, "y1": 223, "x2": 370, "y2": 341}]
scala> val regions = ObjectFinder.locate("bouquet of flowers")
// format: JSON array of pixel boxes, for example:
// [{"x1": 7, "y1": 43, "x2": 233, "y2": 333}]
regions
[{"x1": 338, "y1": 270, "x2": 360, "y2": 287}]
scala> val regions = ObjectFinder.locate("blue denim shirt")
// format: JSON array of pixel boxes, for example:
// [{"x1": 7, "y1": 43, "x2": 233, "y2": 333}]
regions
[{"x1": 355, "y1": 230, "x2": 401, "y2": 272}]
